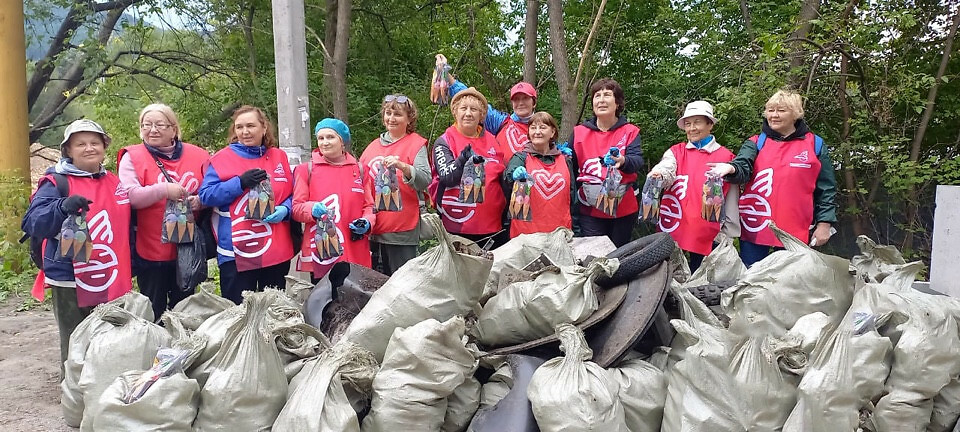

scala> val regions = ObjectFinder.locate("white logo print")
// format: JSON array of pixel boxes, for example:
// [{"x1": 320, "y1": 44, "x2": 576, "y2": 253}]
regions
[
  {"x1": 658, "y1": 175, "x2": 688, "y2": 233},
  {"x1": 531, "y1": 169, "x2": 565, "y2": 200},
  {"x1": 739, "y1": 168, "x2": 774, "y2": 233},
  {"x1": 581, "y1": 158, "x2": 604, "y2": 181},
  {"x1": 155, "y1": 170, "x2": 201, "y2": 194},
  {"x1": 231, "y1": 193, "x2": 274, "y2": 258},
  {"x1": 794, "y1": 151, "x2": 809, "y2": 163},
  {"x1": 439, "y1": 192, "x2": 477, "y2": 223},
  {"x1": 304, "y1": 220, "x2": 345, "y2": 266},
  {"x1": 367, "y1": 156, "x2": 385, "y2": 181},
  {"x1": 273, "y1": 163, "x2": 288, "y2": 182},
  {"x1": 74, "y1": 210, "x2": 120, "y2": 293},
  {"x1": 503, "y1": 123, "x2": 529, "y2": 154}
]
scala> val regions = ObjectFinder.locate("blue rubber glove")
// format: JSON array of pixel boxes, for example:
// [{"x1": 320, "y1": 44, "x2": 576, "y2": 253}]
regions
[
  {"x1": 349, "y1": 218, "x2": 370, "y2": 235},
  {"x1": 512, "y1": 166, "x2": 528, "y2": 181},
  {"x1": 312, "y1": 202, "x2": 328, "y2": 218},
  {"x1": 603, "y1": 155, "x2": 616, "y2": 167},
  {"x1": 608, "y1": 147, "x2": 620, "y2": 157},
  {"x1": 263, "y1": 205, "x2": 289, "y2": 223},
  {"x1": 556, "y1": 142, "x2": 573, "y2": 156}
]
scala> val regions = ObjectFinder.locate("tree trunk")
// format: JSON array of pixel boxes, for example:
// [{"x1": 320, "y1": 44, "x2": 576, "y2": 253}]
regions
[
  {"x1": 242, "y1": 3, "x2": 258, "y2": 86},
  {"x1": 788, "y1": 0, "x2": 821, "y2": 87},
  {"x1": 903, "y1": 7, "x2": 960, "y2": 251},
  {"x1": 739, "y1": 0, "x2": 754, "y2": 40},
  {"x1": 321, "y1": 0, "x2": 338, "y2": 116},
  {"x1": 523, "y1": 0, "x2": 538, "y2": 84},
  {"x1": 572, "y1": 0, "x2": 608, "y2": 96},
  {"x1": 331, "y1": 0, "x2": 351, "y2": 122},
  {"x1": 838, "y1": 55, "x2": 865, "y2": 237},
  {"x1": 546, "y1": 0, "x2": 576, "y2": 139},
  {"x1": 25, "y1": 5, "x2": 85, "y2": 111}
]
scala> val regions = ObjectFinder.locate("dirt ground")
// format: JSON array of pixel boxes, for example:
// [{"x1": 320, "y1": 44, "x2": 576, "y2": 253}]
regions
[{"x1": 0, "y1": 299, "x2": 73, "y2": 431}]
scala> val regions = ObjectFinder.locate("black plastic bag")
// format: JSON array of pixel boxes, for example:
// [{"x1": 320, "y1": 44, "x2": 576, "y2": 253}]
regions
[{"x1": 176, "y1": 236, "x2": 207, "y2": 295}]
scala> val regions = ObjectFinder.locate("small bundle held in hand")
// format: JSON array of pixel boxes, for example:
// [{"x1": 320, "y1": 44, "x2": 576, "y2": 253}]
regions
[
  {"x1": 245, "y1": 179, "x2": 274, "y2": 220},
  {"x1": 640, "y1": 175, "x2": 665, "y2": 222},
  {"x1": 316, "y1": 214, "x2": 343, "y2": 260},
  {"x1": 162, "y1": 200, "x2": 195, "y2": 244},
  {"x1": 508, "y1": 179, "x2": 533, "y2": 221},
  {"x1": 596, "y1": 166, "x2": 625, "y2": 217},
  {"x1": 460, "y1": 157, "x2": 485, "y2": 204},
  {"x1": 701, "y1": 174, "x2": 724, "y2": 222},
  {"x1": 374, "y1": 161, "x2": 402, "y2": 212},
  {"x1": 58, "y1": 210, "x2": 92, "y2": 262},
  {"x1": 430, "y1": 54, "x2": 451, "y2": 105}
]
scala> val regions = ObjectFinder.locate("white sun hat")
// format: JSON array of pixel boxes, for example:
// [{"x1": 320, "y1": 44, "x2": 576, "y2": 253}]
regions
[{"x1": 677, "y1": 100, "x2": 718, "y2": 129}]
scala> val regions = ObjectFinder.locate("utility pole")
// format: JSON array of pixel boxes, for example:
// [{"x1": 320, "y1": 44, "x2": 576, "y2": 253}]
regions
[
  {"x1": 0, "y1": 0, "x2": 31, "y2": 181},
  {"x1": 271, "y1": 0, "x2": 312, "y2": 166}
]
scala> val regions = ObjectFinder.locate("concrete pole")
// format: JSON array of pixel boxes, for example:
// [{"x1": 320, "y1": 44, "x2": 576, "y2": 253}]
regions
[
  {"x1": 271, "y1": 0, "x2": 312, "y2": 166},
  {"x1": 0, "y1": 0, "x2": 32, "y2": 181}
]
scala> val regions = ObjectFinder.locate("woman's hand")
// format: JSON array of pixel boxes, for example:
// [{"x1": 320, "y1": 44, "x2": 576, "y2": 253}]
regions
[
  {"x1": 186, "y1": 195, "x2": 201, "y2": 211},
  {"x1": 705, "y1": 162, "x2": 735, "y2": 178},
  {"x1": 383, "y1": 156, "x2": 411, "y2": 178},
  {"x1": 810, "y1": 222, "x2": 833, "y2": 247},
  {"x1": 165, "y1": 183, "x2": 188, "y2": 200},
  {"x1": 648, "y1": 171, "x2": 662, "y2": 179}
]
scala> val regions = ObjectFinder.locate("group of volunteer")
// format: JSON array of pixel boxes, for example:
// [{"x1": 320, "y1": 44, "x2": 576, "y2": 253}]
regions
[{"x1": 20, "y1": 60, "x2": 836, "y2": 373}]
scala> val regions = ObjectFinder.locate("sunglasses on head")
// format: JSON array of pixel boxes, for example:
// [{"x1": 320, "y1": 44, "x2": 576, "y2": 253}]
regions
[{"x1": 384, "y1": 94, "x2": 410, "y2": 104}]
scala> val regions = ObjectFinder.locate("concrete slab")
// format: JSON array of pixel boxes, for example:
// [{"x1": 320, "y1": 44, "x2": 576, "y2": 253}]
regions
[{"x1": 931, "y1": 185, "x2": 960, "y2": 297}]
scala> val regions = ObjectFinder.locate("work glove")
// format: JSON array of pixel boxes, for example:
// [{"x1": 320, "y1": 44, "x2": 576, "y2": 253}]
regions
[
  {"x1": 455, "y1": 144, "x2": 474, "y2": 166},
  {"x1": 61, "y1": 195, "x2": 92, "y2": 215},
  {"x1": 512, "y1": 166, "x2": 528, "y2": 181},
  {"x1": 262, "y1": 205, "x2": 289, "y2": 223},
  {"x1": 349, "y1": 218, "x2": 370, "y2": 241},
  {"x1": 602, "y1": 147, "x2": 620, "y2": 167},
  {"x1": 238, "y1": 168, "x2": 268, "y2": 189},
  {"x1": 556, "y1": 142, "x2": 573, "y2": 156},
  {"x1": 312, "y1": 202, "x2": 328, "y2": 218},
  {"x1": 471, "y1": 154, "x2": 485, "y2": 164}
]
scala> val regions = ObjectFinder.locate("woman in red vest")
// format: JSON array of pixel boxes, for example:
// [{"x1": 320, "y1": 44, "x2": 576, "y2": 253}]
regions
[
  {"x1": 22, "y1": 119, "x2": 132, "y2": 372},
  {"x1": 198, "y1": 105, "x2": 295, "y2": 303},
  {"x1": 707, "y1": 90, "x2": 838, "y2": 266},
  {"x1": 117, "y1": 103, "x2": 210, "y2": 320},
  {"x1": 647, "y1": 101, "x2": 739, "y2": 272},
  {"x1": 293, "y1": 118, "x2": 376, "y2": 280},
  {"x1": 570, "y1": 78, "x2": 644, "y2": 247},
  {"x1": 359, "y1": 95, "x2": 430, "y2": 275},
  {"x1": 431, "y1": 87, "x2": 508, "y2": 248},
  {"x1": 502, "y1": 111, "x2": 576, "y2": 237}
]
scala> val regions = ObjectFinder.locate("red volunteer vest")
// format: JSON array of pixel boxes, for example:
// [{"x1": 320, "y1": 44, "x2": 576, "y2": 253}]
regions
[
  {"x1": 657, "y1": 143, "x2": 734, "y2": 256},
  {"x1": 209, "y1": 147, "x2": 294, "y2": 271},
  {"x1": 739, "y1": 133, "x2": 821, "y2": 247},
  {"x1": 31, "y1": 174, "x2": 133, "y2": 307},
  {"x1": 118, "y1": 143, "x2": 209, "y2": 261},
  {"x1": 496, "y1": 117, "x2": 529, "y2": 161},
  {"x1": 294, "y1": 154, "x2": 371, "y2": 278},
  {"x1": 433, "y1": 125, "x2": 507, "y2": 235},
  {"x1": 359, "y1": 133, "x2": 427, "y2": 235},
  {"x1": 510, "y1": 154, "x2": 572, "y2": 237},
  {"x1": 573, "y1": 123, "x2": 640, "y2": 218}
]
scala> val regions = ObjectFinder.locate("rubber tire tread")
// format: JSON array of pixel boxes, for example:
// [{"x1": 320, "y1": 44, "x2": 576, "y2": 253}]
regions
[
  {"x1": 598, "y1": 232, "x2": 674, "y2": 288},
  {"x1": 688, "y1": 283, "x2": 725, "y2": 306}
]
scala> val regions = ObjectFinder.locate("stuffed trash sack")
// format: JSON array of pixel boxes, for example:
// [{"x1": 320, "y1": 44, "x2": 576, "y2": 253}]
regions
[
  {"x1": 91, "y1": 348, "x2": 200, "y2": 432},
  {"x1": 481, "y1": 228, "x2": 575, "y2": 302},
  {"x1": 473, "y1": 257, "x2": 617, "y2": 347},
  {"x1": 273, "y1": 342, "x2": 378, "y2": 432},
  {"x1": 170, "y1": 283, "x2": 235, "y2": 330},
  {"x1": 71, "y1": 304, "x2": 171, "y2": 431},
  {"x1": 681, "y1": 233, "x2": 745, "y2": 288},
  {"x1": 606, "y1": 353, "x2": 667, "y2": 432},
  {"x1": 527, "y1": 323, "x2": 627, "y2": 432},
  {"x1": 343, "y1": 214, "x2": 492, "y2": 361},
  {"x1": 441, "y1": 346, "x2": 482, "y2": 432},
  {"x1": 362, "y1": 316, "x2": 477, "y2": 432},
  {"x1": 193, "y1": 290, "x2": 288, "y2": 432}
]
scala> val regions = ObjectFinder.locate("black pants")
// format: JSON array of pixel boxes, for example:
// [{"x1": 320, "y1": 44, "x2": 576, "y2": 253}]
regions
[
  {"x1": 688, "y1": 252, "x2": 706, "y2": 273},
  {"x1": 370, "y1": 242, "x2": 418, "y2": 276},
  {"x1": 578, "y1": 211, "x2": 638, "y2": 247},
  {"x1": 136, "y1": 260, "x2": 191, "y2": 322},
  {"x1": 52, "y1": 287, "x2": 93, "y2": 378},
  {"x1": 219, "y1": 260, "x2": 291, "y2": 304}
]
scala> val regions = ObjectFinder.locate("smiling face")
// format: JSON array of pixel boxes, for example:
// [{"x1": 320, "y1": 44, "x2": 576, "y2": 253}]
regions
[
  {"x1": 592, "y1": 88, "x2": 618, "y2": 119},
  {"x1": 511, "y1": 94, "x2": 535, "y2": 118},
  {"x1": 140, "y1": 110, "x2": 177, "y2": 147},
  {"x1": 528, "y1": 120, "x2": 556, "y2": 152},
  {"x1": 682, "y1": 115, "x2": 714, "y2": 143},
  {"x1": 233, "y1": 112, "x2": 266, "y2": 147},
  {"x1": 764, "y1": 104, "x2": 800, "y2": 135},
  {"x1": 455, "y1": 97, "x2": 484, "y2": 133},
  {"x1": 66, "y1": 132, "x2": 106, "y2": 172},
  {"x1": 316, "y1": 129, "x2": 345, "y2": 159},
  {"x1": 383, "y1": 107, "x2": 411, "y2": 137}
]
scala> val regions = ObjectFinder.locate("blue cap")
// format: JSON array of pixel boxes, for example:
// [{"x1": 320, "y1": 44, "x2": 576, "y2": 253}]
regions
[{"x1": 314, "y1": 118, "x2": 351, "y2": 144}]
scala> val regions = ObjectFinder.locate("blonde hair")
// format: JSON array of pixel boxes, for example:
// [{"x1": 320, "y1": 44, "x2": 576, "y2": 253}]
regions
[
  {"x1": 139, "y1": 103, "x2": 181, "y2": 140},
  {"x1": 764, "y1": 90, "x2": 804, "y2": 118},
  {"x1": 451, "y1": 95, "x2": 487, "y2": 124}
]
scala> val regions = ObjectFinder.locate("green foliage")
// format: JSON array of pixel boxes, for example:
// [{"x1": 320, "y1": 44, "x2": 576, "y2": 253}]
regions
[{"x1": 0, "y1": 175, "x2": 43, "y2": 308}]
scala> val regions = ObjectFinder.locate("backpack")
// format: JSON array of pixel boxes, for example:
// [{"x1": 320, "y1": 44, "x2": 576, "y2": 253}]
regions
[
  {"x1": 756, "y1": 133, "x2": 824, "y2": 155},
  {"x1": 20, "y1": 173, "x2": 69, "y2": 269}
]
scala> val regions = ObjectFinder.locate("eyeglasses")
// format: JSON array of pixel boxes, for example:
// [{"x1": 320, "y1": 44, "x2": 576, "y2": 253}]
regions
[
  {"x1": 383, "y1": 94, "x2": 410, "y2": 104},
  {"x1": 140, "y1": 123, "x2": 172, "y2": 131}
]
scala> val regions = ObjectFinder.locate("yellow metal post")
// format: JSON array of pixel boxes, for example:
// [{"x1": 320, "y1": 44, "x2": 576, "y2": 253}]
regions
[{"x1": 0, "y1": 0, "x2": 32, "y2": 181}]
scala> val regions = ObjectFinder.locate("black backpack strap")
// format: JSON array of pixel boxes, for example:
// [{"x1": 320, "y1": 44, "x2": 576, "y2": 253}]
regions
[{"x1": 50, "y1": 172, "x2": 69, "y2": 197}]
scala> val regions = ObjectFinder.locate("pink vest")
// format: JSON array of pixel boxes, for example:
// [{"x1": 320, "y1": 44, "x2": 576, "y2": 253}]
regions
[
  {"x1": 360, "y1": 133, "x2": 426, "y2": 234},
  {"x1": 658, "y1": 143, "x2": 734, "y2": 255},
  {"x1": 432, "y1": 125, "x2": 507, "y2": 235},
  {"x1": 739, "y1": 133, "x2": 821, "y2": 247},
  {"x1": 510, "y1": 154, "x2": 572, "y2": 237},
  {"x1": 573, "y1": 123, "x2": 640, "y2": 218},
  {"x1": 495, "y1": 117, "x2": 529, "y2": 161},
  {"x1": 208, "y1": 147, "x2": 294, "y2": 271},
  {"x1": 118, "y1": 143, "x2": 209, "y2": 261}
]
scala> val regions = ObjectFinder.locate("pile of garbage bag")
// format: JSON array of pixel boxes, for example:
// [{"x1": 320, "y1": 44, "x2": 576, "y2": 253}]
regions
[{"x1": 58, "y1": 213, "x2": 960, "y2": 432}]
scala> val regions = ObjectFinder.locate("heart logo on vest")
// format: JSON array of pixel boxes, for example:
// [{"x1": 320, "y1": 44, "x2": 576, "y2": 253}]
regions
[
  {"x1": 74, "y1": 209, "x2": 120, "y2": 293},
  {"x1": 658, "y1": 176, "x2": 688, "y2": 233},
  {"x1": 502, "y1": 123, "x2": 529, "y2": 154},
  {"x1": 531, "y1": 169, "x2": 565, "y2": 200},
  {"x1": 739, "y1": 168, "x2": 774, "y2": 233}
]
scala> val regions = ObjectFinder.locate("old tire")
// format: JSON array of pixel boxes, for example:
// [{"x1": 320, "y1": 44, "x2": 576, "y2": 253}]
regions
[{"x1": 597, "y1": 232, "x2": 674, "y2": 288}]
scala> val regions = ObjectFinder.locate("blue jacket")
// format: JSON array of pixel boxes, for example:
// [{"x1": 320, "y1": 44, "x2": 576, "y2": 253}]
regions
[
  {"x1": 449, "y1": 80, "x2": 530, "y2": 136},
  {"x1": 21, "y1": 169, "x2": 103, "y2": 283},
  {"x1": 198, "y1": 143, "x2": 293, "y2": 265}
]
